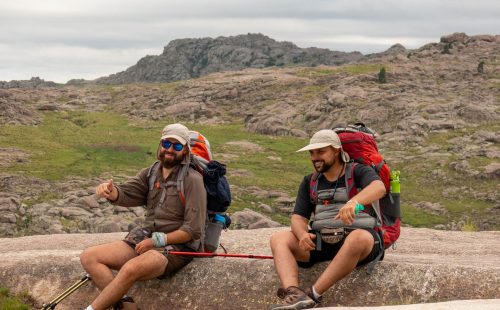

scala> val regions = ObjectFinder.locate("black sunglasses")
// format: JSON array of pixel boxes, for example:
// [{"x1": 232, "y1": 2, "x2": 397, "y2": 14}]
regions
[{"x1": 161, "y1": 140, "x2": 184, "y2": 151}]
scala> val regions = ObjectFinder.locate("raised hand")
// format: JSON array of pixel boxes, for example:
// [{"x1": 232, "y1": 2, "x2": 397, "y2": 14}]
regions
[{"x1": 95, "y1": 179, "x2": 117, "y2": 200}]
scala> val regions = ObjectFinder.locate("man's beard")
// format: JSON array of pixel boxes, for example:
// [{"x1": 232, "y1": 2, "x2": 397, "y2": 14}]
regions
[
  {"x1": 160, "y1": 150, "x2": 184, "y2": 168},
  {"x1": 312, "y1": 156, "x2": 337, "y2": 173}
]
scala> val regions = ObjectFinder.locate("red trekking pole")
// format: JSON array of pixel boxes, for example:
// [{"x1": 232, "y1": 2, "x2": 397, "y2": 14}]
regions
[{"x1": 167, "y1": 251, "x2": 273, "y2": 259}]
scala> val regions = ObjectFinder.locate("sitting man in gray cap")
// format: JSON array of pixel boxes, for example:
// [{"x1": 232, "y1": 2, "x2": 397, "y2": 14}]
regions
[
  {"x1": 80, "y1": 123, "x2": 206, "y2": 310},
  {"x1": 268, "y1": 129, "x2": 386, "y2": 309}
]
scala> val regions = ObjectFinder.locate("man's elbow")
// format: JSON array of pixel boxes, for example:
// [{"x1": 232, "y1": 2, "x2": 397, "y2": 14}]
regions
[{"x1": 374, "y1": 180, "x2": 386, "y2": 199}]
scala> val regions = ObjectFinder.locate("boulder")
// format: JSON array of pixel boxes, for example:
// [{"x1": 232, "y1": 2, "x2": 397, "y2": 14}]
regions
[
  {"x1": 230, "y1": 208, "x2": 282, "y2": 229},
  {"x1": 0, "y1": 228, "x2": 498, "y2": 309}
]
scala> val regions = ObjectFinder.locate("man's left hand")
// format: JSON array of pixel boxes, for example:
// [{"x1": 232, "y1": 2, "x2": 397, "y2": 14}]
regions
[
  {"x1": 135, "y1": 238, "x2": 154, "y2": 255},
  {"x1": 335, "y1": 203, "x2": 356, "y2": 225}
]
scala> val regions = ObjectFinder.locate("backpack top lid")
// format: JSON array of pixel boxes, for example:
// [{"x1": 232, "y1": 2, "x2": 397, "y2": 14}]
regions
[
  {"x1": 332, "y1": 123, "x2": 390, "y2": 191},
  {"x1": 333, "y1": 122, "x2": 378, "y2": 138},
  {"x1": 189, "y1": 131, "x2": 212, "y2": 162}
]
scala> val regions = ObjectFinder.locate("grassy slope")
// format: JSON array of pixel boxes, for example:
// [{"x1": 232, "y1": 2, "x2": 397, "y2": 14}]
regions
[
  {"x1": 0, "y1": 288, "x2": 31, "y2": 310},
  {"x1": 3, "y1": 108, "x2": 497, "y2": 229}
]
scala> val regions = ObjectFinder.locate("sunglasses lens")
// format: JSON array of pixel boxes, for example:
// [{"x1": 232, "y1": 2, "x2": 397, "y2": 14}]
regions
[
  {"x1": 161, "y1": 140, "x2": 184, "y2": 151},
  {"x1": 161, "y1": 140, "x2": 172, "y2": 149},
  {"x1": 173, "y1": 143, "x2": 184, "y2": 151}
]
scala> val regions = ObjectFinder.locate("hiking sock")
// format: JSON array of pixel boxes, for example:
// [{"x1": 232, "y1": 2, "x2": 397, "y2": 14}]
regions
[{"x1": 311, "y1": 286, "x2": 322, "y2": 301}]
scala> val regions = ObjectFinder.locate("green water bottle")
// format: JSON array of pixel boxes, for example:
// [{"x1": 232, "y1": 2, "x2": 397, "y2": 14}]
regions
[{"x1": 390, "y1": 170, "x2": 400, "y2": 194}]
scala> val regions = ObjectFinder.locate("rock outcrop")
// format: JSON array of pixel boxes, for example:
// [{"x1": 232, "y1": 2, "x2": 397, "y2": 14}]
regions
[
  {"x1": 0, "y1": 228, "x2": 498, "y2": 309},
  {"x1": 0, "y1": 77, "x2": 58, "y2": 89},
  {"x1": 95, "y1": 33, "x2": 364, "y2": 84}
]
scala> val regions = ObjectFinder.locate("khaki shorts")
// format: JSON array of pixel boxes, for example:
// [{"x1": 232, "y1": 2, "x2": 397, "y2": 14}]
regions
[{"x1": 123, "y1": 227, "x2": 194, "y2": 278}]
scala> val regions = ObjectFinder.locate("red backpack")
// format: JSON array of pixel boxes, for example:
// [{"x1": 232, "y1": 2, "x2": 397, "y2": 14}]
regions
[{"x1": 333, "y1": 123, "x2": 401, "y2": 249}]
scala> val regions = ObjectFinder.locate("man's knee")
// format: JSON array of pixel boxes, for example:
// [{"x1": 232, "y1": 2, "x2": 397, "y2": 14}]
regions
[
  {"x1": 344, "y1": 230, "x2": 374, "y2": 251},
  {"x1": 270, "y1": 230, "x2": 294, "y2": 250},
  {"x1": 119, "y1": 258, "x2": 144, "y2": 282},
  {"x1": 80, "y1": 246, "x2": 98, "y2": 269},
  {"x1": 120, "y1": 251, "x2": 167, "y2": 281}
]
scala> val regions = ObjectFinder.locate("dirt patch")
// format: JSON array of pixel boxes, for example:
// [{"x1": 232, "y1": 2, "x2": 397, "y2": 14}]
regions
[
  {"x1": 224, "y1": 141, "x2": 264, "y2": 152},
  {"x1": 0, "y1": 148, "x2": 30, "y2": 167}
]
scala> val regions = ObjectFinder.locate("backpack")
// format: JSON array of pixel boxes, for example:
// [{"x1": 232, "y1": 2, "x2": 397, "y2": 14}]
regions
[
  {"x1": 331, "y1": 123, "x2": 401, "y2": 249},
  {"x1": 147, "y1": 130, "x2": 231, "y2": 253}
]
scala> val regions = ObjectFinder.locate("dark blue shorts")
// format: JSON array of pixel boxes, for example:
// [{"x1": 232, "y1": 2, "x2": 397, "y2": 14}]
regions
[{"x1": 297, "y1": 228, "x2": 384, "y2": 268}]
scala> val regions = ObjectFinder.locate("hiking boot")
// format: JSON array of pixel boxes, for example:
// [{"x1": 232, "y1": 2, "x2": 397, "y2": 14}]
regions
[
  {"x1": 268, "y1": 286, "x2": 318, "y2": 310},
  {"x1": 303, "y1": 287, "x2": 322, "y2": 304}
]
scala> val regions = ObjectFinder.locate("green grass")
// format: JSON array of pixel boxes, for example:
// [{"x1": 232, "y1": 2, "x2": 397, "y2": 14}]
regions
[
  {"x1": 0, "y1": 111, "x2": 312, "y2": 221},
  {"x1": 0, "y1": 288, "x2": 31, "y2": 310},
  {"x1": 399, "y1": 205, "x2": 447, "y2": 227},
  {"x1": 0, "y1": 111, "x2": 161, "y2": 180},
  {"x1": 340, "y1": 64, "x2": 386, "y2": 75}
]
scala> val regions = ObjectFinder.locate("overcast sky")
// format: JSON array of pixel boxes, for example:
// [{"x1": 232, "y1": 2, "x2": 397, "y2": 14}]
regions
[{"x1": 1, "y1": 0, "x2": 498, "y2": 83}]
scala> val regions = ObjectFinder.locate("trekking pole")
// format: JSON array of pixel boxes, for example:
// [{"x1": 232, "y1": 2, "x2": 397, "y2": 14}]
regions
[
  {"x1": 168, "y1": 251, "x2": 273, "y2": 259},
  {"x1": 41, "y1": 274, "x2": 91, "y2": 310}
]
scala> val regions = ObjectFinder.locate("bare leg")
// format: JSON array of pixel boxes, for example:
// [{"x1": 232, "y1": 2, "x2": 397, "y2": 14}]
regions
[
  {"x1": 80, "y1": 241, "x2": 137, "y2": 290},
  {"x1": 270, "y1": 230, "x2": 310, "y2": 288},
  {"x1": 313, "y1": 229, "x2": 374, "y2": 294},
  {"x1": 90, "y1": 250, "x2": 168, "y2": 310}
]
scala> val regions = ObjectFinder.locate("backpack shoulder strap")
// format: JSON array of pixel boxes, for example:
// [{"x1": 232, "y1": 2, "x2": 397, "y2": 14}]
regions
[
  {"x1": 309, "y1": 172, "x2": 321, "y2": 205},
  {"x1": 175, "y1": 164, "x2": 191, "y2": 207},
  {"x1": 346, "y1": 162, "x2": 382, "y2": 226},
  {"x1": 345, "y1": 162, "x2": 358, "y2": 197},
  {"x1": 147, "y1": 161, "x2": 161, "y2": 190},
  {"x1": 147, "y1": 160, "x2": 190, "y2": 207}
]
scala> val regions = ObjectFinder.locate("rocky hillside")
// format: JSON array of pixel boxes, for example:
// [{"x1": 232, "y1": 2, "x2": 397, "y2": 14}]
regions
[
  {"x1": 0, "y1": 32, "x2": 499, "y2": 237},
  {"x1": 95, "y1": 33, "x2": 364, "y2": 84}
]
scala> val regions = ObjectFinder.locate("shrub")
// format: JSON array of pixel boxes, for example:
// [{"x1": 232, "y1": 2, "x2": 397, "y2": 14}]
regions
[
  {"x1": 378, "y1": 67, "x2": 387, "y2": 83},
  {"x1": 477, "y1": 61, "x2": 485, "y2": 74}
]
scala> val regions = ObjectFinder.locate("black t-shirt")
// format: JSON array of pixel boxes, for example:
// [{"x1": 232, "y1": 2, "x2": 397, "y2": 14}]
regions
[{"x1": 293, "y1": 163, "x2": 380, "y2": 220}]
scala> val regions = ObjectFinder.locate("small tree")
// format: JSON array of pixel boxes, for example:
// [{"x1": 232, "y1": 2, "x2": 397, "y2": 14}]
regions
[
  {"x1": 378, "y1": 67, "x2": 387, "y2": 83},
  {"x1": 477, "y1": 61, "x2": 485, "y2": 74},
  {"x1": 442, "y1": 42, "x2": 452, "y2": 54}
]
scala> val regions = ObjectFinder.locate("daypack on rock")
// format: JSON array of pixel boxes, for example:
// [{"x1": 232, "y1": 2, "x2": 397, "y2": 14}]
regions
[
  {"x1": 147, "y1": 130, "x2": 231, "y2": 252},
  {"x1": 330, "y1": 123, "x2": 401, "y2": 249}
]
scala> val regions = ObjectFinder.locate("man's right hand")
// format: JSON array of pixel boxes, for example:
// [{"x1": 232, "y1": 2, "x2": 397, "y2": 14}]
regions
[
  {"x1": 298, "y1": 232, "x2": 316, "y2": 251},
  {"x1": 95, "y1": 179, "x2": 117, "y2": 201}
]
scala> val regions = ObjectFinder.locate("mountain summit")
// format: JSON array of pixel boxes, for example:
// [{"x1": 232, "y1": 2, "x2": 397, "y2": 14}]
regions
[{"x1": 96, "y1": 33, "x2": 364, "y2": 84}]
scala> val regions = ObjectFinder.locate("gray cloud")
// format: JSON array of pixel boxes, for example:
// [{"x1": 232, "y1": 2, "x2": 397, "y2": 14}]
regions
[{"x1": 1, "y1": 0, "x2": 498, "y2": 83}]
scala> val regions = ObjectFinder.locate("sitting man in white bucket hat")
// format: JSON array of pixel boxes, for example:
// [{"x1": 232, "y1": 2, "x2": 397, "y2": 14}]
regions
[{"x1": 268, "y1": 129, "x2": 386, "y2": 309}]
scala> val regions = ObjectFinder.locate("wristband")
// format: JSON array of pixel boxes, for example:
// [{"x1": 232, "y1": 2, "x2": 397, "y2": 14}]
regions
[
  {"x1": 354, "y1": 203, "x2": 365, "y2": 214},
  {"x1": 347, "y1": 200, "x2": 364, "y2": 214},
  {"x1": 152, "y1": 232, "x2": 166, "y2": 247}
]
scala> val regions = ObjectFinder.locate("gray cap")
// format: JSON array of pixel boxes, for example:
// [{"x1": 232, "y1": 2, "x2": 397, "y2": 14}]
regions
[
  {"x1": 297, "y1": 129, "x2": 350, "y2": 163},
  {"x1": 160, "y1": 123, "x2": 190, "y2": 146}
]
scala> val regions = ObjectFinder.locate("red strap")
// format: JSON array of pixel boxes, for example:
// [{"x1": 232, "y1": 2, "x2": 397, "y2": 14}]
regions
[{"x1": 178, "y1": 190, "x2": 185, "y2": 207}]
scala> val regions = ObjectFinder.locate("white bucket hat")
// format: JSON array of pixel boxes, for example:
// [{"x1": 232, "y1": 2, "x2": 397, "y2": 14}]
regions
[{"x1": 297, "y1": 129, "x2": 350, "y2": 163}]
